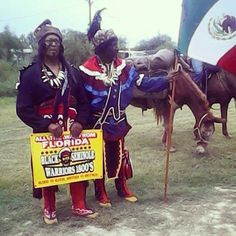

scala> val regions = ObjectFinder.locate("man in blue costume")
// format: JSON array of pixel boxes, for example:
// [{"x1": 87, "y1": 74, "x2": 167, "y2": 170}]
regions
[{"x1": 78, "y1": 10, "x2": 175, "y2": 207}]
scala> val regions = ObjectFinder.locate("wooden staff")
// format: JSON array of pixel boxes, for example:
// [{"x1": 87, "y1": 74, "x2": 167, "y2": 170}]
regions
[{"x1": 164, "y1": 51, "x2": 178, "y2": 202}]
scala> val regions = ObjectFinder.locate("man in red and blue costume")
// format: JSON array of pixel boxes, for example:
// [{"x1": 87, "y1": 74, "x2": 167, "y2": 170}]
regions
[
  {"x1": 79, "y1": 10, "x2": 172, "y2": 207},
  {"x1": 16, "y1": 20, "x2": 97, "y2": 224}
]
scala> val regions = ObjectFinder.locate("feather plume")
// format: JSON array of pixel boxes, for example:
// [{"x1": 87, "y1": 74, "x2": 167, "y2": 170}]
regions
[{"x1": 87, "y1": 8, "x2": 106, "y2": 42}]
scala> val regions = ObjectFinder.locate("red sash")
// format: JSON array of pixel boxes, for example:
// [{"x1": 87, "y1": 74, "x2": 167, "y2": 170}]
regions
[{"x1": 36, "y1": 97, "x2": 77, "y2": 131}]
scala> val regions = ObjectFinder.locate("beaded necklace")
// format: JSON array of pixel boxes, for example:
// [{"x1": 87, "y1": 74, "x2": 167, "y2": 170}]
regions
[
  {"x1": 41, "y1": 64, "x2": 65, "y2": 89},
  {"x1": 95, "y1": 58, "x2": 119, "y2": 86}
]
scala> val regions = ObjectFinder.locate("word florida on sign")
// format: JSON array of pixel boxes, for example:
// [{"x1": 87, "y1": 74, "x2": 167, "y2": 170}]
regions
[{"x1": 30, "y1": 130, "x2": 103, "y2": 188}]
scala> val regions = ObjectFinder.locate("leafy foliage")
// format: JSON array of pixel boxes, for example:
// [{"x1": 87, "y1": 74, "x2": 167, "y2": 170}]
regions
[
  {"x1": 63, "y1": 30, "x2": 93, "y2": 67},
  {"x1": 0, "y1": 26, "x2": 22, "y2": 61},
  {"x1": 118, "y1": 36, "x2": 128, "y2": 50},
  {"x1": 133, "y1": 33, "x2": 175, "y2": 52},
  {"x1": 0, "y1": 26, "x2": 175, "y2": 96},
  {"x1": 0, "y1": 60, "x2": 18, "y2": 96}
]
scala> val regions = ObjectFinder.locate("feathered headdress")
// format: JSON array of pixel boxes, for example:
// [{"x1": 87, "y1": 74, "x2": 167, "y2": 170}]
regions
[
  {"x1": 87, "y1": 8, "x2": 117, "y2": 49},
  {"x1": 87, "y1": 8, "x2": 106, "y2": 42}
]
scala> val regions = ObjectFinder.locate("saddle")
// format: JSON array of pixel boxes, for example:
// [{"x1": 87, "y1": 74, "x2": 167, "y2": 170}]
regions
[
  {"x1": 204, "y1": 63, "x2": 220, "y2": 79},
  {"x1": 129, "y1": 49, "x2": 174, "y2": 110},
  {"x1": 185, "y1": 58, "x2": 220, "y2": 92},
  {"x1": 202, "y1": 64, "x2": 221, "y2": 93}
]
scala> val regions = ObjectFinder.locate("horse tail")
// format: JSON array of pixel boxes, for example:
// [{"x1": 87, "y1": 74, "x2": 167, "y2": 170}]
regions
[{"x1": 153, "y1": 107, "x2": 163, "y2": 125}]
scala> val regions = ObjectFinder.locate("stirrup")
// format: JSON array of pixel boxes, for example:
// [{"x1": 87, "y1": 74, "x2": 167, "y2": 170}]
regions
[
  {"x1": 72, "y1": 207, "x2": 98, "y2": 218},
  {"x1": 43, "y1": 209, "x2": 58, "y2": 225}
]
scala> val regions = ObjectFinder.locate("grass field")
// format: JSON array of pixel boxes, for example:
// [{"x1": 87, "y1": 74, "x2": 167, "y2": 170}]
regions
[{"x1": 0, "y1": 97, "x2": 236, "y2": 235}]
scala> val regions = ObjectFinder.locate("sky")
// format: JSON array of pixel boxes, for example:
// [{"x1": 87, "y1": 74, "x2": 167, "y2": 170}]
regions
[{"x1": 0, "y1": 0, "x2": 183, "y2": 47}]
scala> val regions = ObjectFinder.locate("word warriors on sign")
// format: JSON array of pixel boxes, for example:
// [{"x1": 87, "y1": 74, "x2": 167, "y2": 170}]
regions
[{"x1": 44, "y1": 162, "x2": 94, "y2": 178}]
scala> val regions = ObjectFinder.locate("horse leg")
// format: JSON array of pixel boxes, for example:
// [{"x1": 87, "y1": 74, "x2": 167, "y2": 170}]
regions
[
  {"x1": 193, "y1": 123, "x2": 207, "y2": 155},
  {"x1": 220, "y1": 102, "x2": 231, "y2": 138},
  {"x1": 161, "y1": 128, "x2": 167, "y2": 145},
  {"x1": 193, "y1": 122, "x2": 198, "y2": 140}
]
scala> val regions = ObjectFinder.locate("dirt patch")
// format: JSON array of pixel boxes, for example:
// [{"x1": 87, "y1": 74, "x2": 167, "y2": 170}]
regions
[{"x1": 4, "y1": 186, "x2": 236, "y2": 236}]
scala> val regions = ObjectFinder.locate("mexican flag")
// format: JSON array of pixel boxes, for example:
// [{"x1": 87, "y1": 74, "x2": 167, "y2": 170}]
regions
[{"x1": 178, "y1": 0, "x2": 236, "y2": 74}]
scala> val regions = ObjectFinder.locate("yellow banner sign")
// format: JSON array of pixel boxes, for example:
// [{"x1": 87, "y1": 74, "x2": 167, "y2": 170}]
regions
[{"x1": 30, "y1": 129, "x2": 103, "y2": 188}]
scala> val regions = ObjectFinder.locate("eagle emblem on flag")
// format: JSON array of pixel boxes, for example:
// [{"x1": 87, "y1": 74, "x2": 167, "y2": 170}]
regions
[{"x1": 208, "y1": 15, "x2": 236, "y2": 40}]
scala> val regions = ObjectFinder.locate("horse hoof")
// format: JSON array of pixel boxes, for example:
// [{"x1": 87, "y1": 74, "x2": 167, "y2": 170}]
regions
[
  {"x1": 224, "y1": 135, "x2": 232, "y2": 139},
  {"x1": 195, "y1": 145, "x2": 206, "y2": 155}
]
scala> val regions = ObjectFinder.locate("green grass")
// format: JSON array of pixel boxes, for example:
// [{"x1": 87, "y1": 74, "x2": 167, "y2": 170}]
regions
[{"x1": 0, "y1": 97, "x2": 236, "y2": 235}]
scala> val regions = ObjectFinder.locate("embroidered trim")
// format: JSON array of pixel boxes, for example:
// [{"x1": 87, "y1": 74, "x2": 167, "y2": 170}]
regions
[
  {"x1": 93, "y1": 83, "x2": 122, "y2": 129},
  {"x1": 104, "y1": 139, "x2": 123, "y2": 181},
  {"x1": 84, "y1": 84, "x2": 108, "y2": 96},
  {"x1": 79, "y1": 59, "x2": 126, "y2": 86}
]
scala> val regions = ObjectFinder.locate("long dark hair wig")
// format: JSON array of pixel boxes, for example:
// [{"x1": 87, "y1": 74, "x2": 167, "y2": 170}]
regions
[{"x1": 33, "y1": 37, "x2": 76, "y2": 85}]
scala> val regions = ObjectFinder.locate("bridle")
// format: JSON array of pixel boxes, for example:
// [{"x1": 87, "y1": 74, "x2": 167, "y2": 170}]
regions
[
  {"x1": 168, "y1": 62, "x2": 214, "y2": 145},
  {"x1": 193, "y1": 112, "x2": 213, "y2": 144}
]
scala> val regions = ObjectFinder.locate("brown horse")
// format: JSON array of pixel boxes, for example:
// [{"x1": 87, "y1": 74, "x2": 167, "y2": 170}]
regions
[
  {"x1": 205, "y1": 70, "x2": 236, "y2": 138},
  {"x1": 131, "y1": 55, "x2": 225, "y2": 154}
]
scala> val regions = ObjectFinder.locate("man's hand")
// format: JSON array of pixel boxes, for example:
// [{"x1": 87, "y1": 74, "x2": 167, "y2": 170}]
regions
[
  {"x1": 70, "y1": 122, "x2": 83, "y2": 138},
  {"x1": 48, "y1": 123, "x2": 63, "y2": 138}
]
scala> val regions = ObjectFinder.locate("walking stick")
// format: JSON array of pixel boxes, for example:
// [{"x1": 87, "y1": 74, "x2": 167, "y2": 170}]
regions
[{"x1": 163, "y1": 51, "x2": 178, "y2": 202}]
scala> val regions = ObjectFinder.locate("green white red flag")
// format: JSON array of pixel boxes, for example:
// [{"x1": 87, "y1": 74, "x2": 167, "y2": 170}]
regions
[{"x1": 178, "y1": 0, "x2": 236, "y2": 74}]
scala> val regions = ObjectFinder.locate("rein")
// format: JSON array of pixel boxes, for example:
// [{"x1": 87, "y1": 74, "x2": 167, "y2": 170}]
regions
[
  {"x1": 164, "y1": 60, "x2": 211, "y2": 200},
  {"x1": 193, "y1": 112, "x2": 210, "y2": 144},
  {"x1": 169, "y1": 64, "x2": 211, "y2": 144}
]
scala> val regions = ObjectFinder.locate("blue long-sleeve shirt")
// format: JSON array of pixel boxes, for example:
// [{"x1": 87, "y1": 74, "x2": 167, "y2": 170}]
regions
[{"x1": 79, "y1": 56, "x2": 169, "y2": 141}]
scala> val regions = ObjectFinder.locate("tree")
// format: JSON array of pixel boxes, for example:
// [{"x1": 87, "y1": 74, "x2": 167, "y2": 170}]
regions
[
  {"x1": 26, "y1": 32, "x2": 37, "y2": 51},
  {"x1": 63, "y1": 30, "x2": 93, "y2": 67},
  {"x1": 133, "y1": 33, "x2": 175, "y2": 52},
  {"x1": 0, "y1": 26, "x2": 22, "y2": 61},
  {"x1": 118, "y1": 36, "x2": 128, "y2": 50}
]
